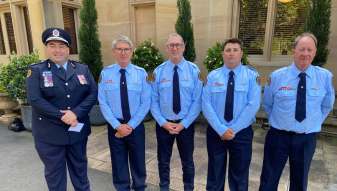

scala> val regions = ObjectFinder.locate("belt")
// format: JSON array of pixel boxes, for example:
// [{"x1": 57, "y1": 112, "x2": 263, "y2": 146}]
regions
[
  {"x1": 167, "y1": 119, "x2": 182, "y2": 123},
  {"x1": 271, "y1": 127, "x2": 304, "y2": 135},
  {"x1": 117, "y1": 118, "x2": 129, "y2": 124}
]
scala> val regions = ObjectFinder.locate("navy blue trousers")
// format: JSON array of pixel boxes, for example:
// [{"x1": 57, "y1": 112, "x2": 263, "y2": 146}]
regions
[
  {"x1": 35, "y1": 138, "x2": 90, "y2": 191},
  {"x1": 108, "y1": 123, "x2": 146, "y2": 191},
  {"x1": 206, "y1": 125, "x2": 253, "y2": 191},
  {"x1": 259, "y1": 127, "x2": 317, "y2": 191},
  {"x1": 156, "y1": 122, "x2": 195, "y2": 191}
]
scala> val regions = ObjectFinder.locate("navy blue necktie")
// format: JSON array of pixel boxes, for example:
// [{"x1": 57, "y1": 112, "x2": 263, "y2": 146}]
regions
[
  {"x1": 295, "y1": 72, "x2": 306, "y2": 122},
  {"x1": 225, "y1": 71, "x2": 234, "y2": 122},
  {"x1": 173, "y1": 65, "x2": 181, "y2": 114},
  {"x1": 120, "y1": 69, "x2": 131, "y2": 121},
  {"x1": 59, "y1": 66, "x2": 66, "y2": 79}
]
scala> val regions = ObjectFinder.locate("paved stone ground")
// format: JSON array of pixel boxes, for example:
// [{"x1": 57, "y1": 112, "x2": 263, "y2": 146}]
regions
[
  {"x1": 88, "y1": 120, "x2": 337, "y2": 191},
  {"x1": 0, "y1": 123, "x2": 160, "y2": 191}
]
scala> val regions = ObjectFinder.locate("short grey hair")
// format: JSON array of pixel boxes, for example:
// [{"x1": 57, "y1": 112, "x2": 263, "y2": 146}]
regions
[
  {"x1": 293, "y1": 32, "x2": 317, "y2": 48},
  {"x1": 166, "y1": 33, "x2": 185, "y2": 44},
  {"x1": 112, "y1": 35, "x2": 133, "y2": 49}
]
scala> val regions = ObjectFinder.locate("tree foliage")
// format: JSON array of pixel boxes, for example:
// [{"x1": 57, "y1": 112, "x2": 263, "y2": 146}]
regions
[
  {"x1": 304, "y1": 0, "x2": 331, "y2": 66},
  {"x1": 175, "y1": 0, "x2": 196, "y2": 62},
  {"x1": 131, "y1": 40, "x2": 164, "y2": 73},
  {"x1": 78, "y1": 0, "x2": 103, "y2": 82}
]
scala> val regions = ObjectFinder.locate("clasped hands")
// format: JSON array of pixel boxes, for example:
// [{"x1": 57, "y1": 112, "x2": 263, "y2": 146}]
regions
[
  {"x1": 162, "y1": 122, "x2": 184, "y2": 134},
  {"x1": 221, "y1": 128, "x2": 235, "y2": 141},
  {"x1": 115, "y1": 124, "x2": 133, "y2": 138},
  {"x1": 60, "y1": 110, "x2": 78, "y2": 127}
]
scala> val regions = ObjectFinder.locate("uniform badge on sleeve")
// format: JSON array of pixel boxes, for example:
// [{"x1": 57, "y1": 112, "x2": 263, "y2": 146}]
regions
[
  {"x1": 267, "y1": 77, "x2": 271, "y2": 85},
  {"x1": 77, "y1": 75, "x2": 88, "y2": 85},
  {"x1": 27, "y1": 69, "x2": 32, "y2": 78},
  {"x1": 146, "y1": 73, "x2": 155, "y2": 82},
  {"x1": 256, "y1": 76, "x2": 261, "y2": 85},
  {"x1": 42, "y1": 71, "x2": 54, "y2": 87}
]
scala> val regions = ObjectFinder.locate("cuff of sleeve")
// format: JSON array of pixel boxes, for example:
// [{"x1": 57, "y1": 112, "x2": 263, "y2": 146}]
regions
[
  {"x1": 181, "y1": 119, "x2": 191, "y2": 129},
  {"x1": 127, "y1": 120, "x2": 138, "y2": 129},
  {"x1": 110, "y1": 120, "x2": 121, "y2": 129},
  {"x1": 158, "y1": 117, "x2": 168, "y2": 127},
  {"x1": 215, "y1": 125, "x2": 228, "y2": 137}
]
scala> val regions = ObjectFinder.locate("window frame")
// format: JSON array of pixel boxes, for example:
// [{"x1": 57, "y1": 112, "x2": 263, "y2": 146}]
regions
[{"x1": 236, "y1": 0, "x2": 304, "y2": 66}]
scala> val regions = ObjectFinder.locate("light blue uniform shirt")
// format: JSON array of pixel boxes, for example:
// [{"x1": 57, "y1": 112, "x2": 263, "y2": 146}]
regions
[
  {"x1": 202, "y1": 64, "x2": 261, "y2": 136},
  {"x1": 151, "y1": 58, "x2": 203, "y2": 128},
  {"x1": 263, "y1": 63, "x2": 335, "y2": 133},
  {"x1": 98, "y1": 63, "x2": 151, "y2": 129}
]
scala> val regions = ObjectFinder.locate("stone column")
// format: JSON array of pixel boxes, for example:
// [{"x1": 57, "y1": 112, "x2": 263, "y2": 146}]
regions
[{"x1": 26, "y1": 0, "x2": 46, "y2": 59}]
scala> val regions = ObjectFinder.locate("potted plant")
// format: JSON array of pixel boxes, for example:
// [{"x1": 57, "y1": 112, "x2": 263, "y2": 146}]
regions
[
  {"x1": 0, "y1": 83, "x2": 19, "y2": 125},
  {"x1": 0, "y1": 52, "x2": 40, "y2": 130},
  {"x1": 132, "y1": 39, "x2": 164, "y2": 121}
]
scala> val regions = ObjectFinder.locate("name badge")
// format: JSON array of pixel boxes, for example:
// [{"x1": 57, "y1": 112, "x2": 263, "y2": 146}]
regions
[
  {"x1": 42, "y1": 71, "x2": 53, "y2": 87},
  {"x1": 77, "y1": 74, "x2": 88, "y2": 85}
]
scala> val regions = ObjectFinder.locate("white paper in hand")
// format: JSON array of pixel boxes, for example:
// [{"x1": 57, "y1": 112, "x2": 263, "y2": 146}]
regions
[{"x1": 68, "y1": 123, "x2": 84, "y2": 132}]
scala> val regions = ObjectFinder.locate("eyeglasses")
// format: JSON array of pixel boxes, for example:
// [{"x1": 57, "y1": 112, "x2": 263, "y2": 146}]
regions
[
  {"x1": 167, "y1": 43, "x2": 184, "y2": 49},
  {"x1": 115, "y1": 48, "x2": 132, "y2": 53}
]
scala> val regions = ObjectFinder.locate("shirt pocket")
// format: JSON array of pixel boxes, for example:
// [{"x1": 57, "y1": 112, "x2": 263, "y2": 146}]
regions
[
  {"x1": 159, "y1": 81, "x2": 172, "y2": 89},
  {"x1": 210, "y1": 85, "x2": 226, "y2": 93},
  {"x1": 275, "y1": 90, "x2": 296, "y2": 111},
  {"x1": 128, "y1": 83, "x2": 142, "y2": 93},
  {"x1": 104, "y1": 84, "x2": 119, "y2": 91},
  {"x1": 235, "y1": 84, "x2": 249, "y2": 103},
  {"x1": 235, "y1": 84, "x2": 248, "y2": 93},
  {"x1": 210, "y1": 85, "x2": 226, "y2": 106},
  {"x1": 307, "y1": 88, "x2": 326, "y2": 104},
  {"x1": 159, "y1": 81, "x2": 172, "y2": 104}
]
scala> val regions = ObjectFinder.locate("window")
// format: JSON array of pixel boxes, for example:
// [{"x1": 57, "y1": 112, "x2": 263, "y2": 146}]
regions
[
  {"x1": 238, "y1": 0, "x2": 310, "y2": 61},
  {"x1": 0, "y1": 18, "x2": 6, "y2": 55},
  {"x1": 238, "y1": 0, "x2": 268, "y2": 55},
  {"x1": 23, "y1": 7, "x2": 33, "y2": 53},
  {"x1": 272, "y1": 0, "x2": 309, "y2": 55},
  {"x1": 4, "y1": 12, "x2": 16, "y2": 53},
  {"x1": 62, "y1": 5, "x2": 78, "y2": 54}
]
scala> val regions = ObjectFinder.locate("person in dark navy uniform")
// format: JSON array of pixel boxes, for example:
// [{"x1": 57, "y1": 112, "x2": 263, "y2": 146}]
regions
[{"x1": 26, "y1": 27, "x2": 97, "y2": 191}]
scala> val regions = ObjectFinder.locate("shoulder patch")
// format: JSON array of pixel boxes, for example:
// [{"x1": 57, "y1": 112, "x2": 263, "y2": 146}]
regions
[
  {"x1": 198, "y1": 73, "x2": 205, "y2": 82},
  {"x1": 267, "y1": 76, "x2": 271, "y2": 85},
  {"x1": 98, "y1": 74, "x2": 102, "y2": 83},
  {"x1": 147, "y1": 73, "x2": 155, "y2": 82},
  {"x1": 27, "y1": 69, "x2": 32, "y2": 78},
  {"x1": 256, "y1": 76, "x2": 261, "y2": 85},
  {"x1": 246, "y1": 64, "x2": 257, "y2": 72}
]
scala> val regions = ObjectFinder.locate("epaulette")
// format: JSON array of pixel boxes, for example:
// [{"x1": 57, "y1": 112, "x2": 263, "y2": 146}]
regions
[
  {"x1": 246, "y1": 64, "x2": 257, "y2": 72},
  {"x1": 133, "y1": 64, "x2": 147, "y2": 73},
  {"x1": 30, "y1": 59, "x2": 46, "y2": 66},
  {"x1": 30, "y1": 63, "x2": 39, "y2": 66},
  {"x1": 189, "y1": 62, "x2": 200, "y2": 71},
  {"x1": 314, "y1": 65, "x2": 330, "y2": 73}
]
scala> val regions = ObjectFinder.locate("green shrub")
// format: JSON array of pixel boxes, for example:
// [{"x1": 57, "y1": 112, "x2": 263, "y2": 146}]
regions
[
  {"x1": 131, "y1": 40, "x2": 164, "y2": 74},
  {"x1": 203, "y1": 42, "x2": 249, "y2": 72},
  {"x1": 79, "y1": 0, "x2": 103, "y2": 82},
  {"x1": 0, "y1": 52, "x2": 40, "y2": 103},
  {"x1": 304, "y1": 0, "x2": 331, "y2": 66},
  {"x1": 175, "y1": 0, "x2": 196, "y2": 62}
]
